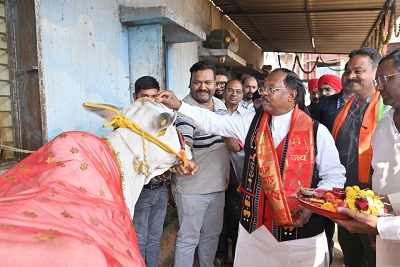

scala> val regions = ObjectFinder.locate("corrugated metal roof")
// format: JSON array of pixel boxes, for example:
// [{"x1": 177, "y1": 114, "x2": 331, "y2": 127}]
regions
[{"x1": 211, "y1": 0, "x2": 399, "y2": 54}]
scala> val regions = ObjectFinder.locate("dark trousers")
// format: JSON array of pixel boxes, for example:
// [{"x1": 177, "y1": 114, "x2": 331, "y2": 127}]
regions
[
  {"x1": 325, "y1": 218, "x2": 335, "y2": 265},
  {"x1": 338, "y1": 225, "x2": 376, "y2": 267},
  {"x1": 215, "y1": 172, "x2": 241, "y2": 262}
]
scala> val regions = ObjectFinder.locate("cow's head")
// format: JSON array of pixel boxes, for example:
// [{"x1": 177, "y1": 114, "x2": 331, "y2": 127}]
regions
[{"x1": 84, "y1": 98, "x2": 190, "y2": 214}]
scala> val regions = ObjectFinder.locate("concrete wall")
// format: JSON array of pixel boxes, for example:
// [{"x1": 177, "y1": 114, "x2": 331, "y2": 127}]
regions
[
  {"x1": 37, "y1": 0, "x2": 130, "y2": 140},
  {"x1": 36, "y1": 0, "x2": 264, "y2": 140}
]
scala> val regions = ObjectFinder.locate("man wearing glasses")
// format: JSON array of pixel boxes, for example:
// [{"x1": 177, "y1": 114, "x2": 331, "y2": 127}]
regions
[
  {"x1": 158, "y1": 68, "x2": 345, "y2": 267},
  {"x1": 214, "y1": 79, "x2": 251, "y2": 267},
  {"x1": 214, "y1": 68, "x2": 230, "y2": 101},
  {"x1": 332, "y1": 47, "x2": 388, "y2": 267},
  {"x1": 318, "y1": 74, "x2": 342, "y2": 98},
  {"x1": 333, "y1": 47, "x2": 400, "y2": 267}
]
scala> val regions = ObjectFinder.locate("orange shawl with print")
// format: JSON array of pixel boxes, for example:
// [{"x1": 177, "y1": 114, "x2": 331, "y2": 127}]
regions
[
  {"x1": 256, "y1": 105, "x2": 315, "y2": 226},
  {"x1": 332, "y1": 92, "x2": 385, "y2": 184}
]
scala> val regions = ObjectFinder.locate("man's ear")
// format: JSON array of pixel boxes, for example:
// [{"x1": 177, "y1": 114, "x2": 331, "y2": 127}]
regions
[
  {"x1": 132, "y1": 93, "x2": 137, "y2": 101},
  {"x1": 289, "y1": 90, "x2": 297, "y2": 102}
]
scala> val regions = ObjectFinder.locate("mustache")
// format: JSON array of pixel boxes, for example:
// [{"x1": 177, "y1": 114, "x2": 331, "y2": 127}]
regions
[
  {"x1": 196, "y1": 89, "x2": 210, "y2": 94},
  {"x1": 347, "y1": 79, "x2": 360, "y2": 85}
]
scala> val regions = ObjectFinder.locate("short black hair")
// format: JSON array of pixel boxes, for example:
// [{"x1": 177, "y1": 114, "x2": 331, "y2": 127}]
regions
[
  {"x1": 216, "y1": 68, "x2": 230, "y2": 78},
  {"x1": 189, "y1": 61, "x2": 216, "y2": 86},
  {"x1": 380, "y1": 48, "x2": 400, "y2": 71},
  {"x1": 270, "y1": 68, "x2": 306, "y2": 110},
  {"x1": 348, "y1": 47, "x2": 382, "y2": 69},
  {"x1": 134, "y1": 76, "x2": 160, "y2": 95}
]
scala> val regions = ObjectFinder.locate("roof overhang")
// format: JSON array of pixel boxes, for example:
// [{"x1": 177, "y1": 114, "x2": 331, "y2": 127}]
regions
[{"x1": 211, "y1": 0, "x2": 399, "y2": 54}]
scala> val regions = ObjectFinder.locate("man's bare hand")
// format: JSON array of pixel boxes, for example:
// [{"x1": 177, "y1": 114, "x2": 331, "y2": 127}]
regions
[
  {"x1": 331, "y1": 207, "x2": 379, "y2": 235},
  {"x1": 286, "y1": 205, "x2": 313, "y2": 227},
  {"x1": 172, "y1": 159, "x2": 199, "y2": 175},
  {"x1": 157, "y1": 90, "x2": 182, "y2": 110}
]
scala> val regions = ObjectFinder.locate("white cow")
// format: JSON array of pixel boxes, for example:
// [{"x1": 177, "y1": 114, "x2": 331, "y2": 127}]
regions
[{"x1": 0, "y1": 98, "x2": 193, "y2": 267}]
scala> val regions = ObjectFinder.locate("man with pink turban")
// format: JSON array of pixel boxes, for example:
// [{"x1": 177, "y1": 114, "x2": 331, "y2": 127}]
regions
[
  {"x1": 318, "y1": 74, "x2": 342, "y2": 97},
  {"x1": 307, "y1": 78, "x2": 319, "y2": 119}
]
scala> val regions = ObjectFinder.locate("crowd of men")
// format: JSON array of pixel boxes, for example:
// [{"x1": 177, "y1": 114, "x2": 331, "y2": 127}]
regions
[{"x1": 133, "y1": 46, "x2": 400, "y2": 267}]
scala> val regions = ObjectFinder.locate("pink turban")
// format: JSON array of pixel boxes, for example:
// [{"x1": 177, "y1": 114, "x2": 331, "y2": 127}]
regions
[
  {"x1": 307, "y1": 79, "x2": 319, "y2": 93},
  {"x1": 318, "y1": 74, "x2": 342, "y2": 93}
]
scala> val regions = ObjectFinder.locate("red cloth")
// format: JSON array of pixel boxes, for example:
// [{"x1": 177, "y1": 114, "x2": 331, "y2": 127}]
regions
[
  {"x1": 255, "y1": 105, "x2": 315, "y2": 229},
  {"x1": 307, "y1": 78, "x2": 319, "y2": 93},
  {"x1": 0, "y1": 131, "x2": 145, "y2": 267},
  {"x1": 318, "y1": 74, "x2": 342, "y2": 93}
]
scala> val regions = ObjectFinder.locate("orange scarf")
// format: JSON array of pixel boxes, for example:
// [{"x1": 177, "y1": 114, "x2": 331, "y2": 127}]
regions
[
  {"x1": 332, "y1": 91, "x2": 385, "y2": 184},
  {"x1": 256, "y1": 105, "x2": 315, "y2": 226}
]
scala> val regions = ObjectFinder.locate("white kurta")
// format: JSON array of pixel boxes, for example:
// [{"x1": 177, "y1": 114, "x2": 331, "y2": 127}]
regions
[
  {"x1": 177, "y1": 103, "x2": 346, "y2": 266},
  {"x1": 234, "y1": 224, "x2": 329, "y2": 267},
  {"x1": 371, "y1": 108, "x2": 400, "y2": 266}
]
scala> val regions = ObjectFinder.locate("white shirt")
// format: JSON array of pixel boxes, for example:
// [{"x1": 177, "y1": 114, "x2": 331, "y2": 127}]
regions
[
  {"x1": 178, "y1": 102, "x2": 346, "y2": 190},
  {"x1": 371, "y1": 108, "x2": 400, "y2": 266},
  {"x1": 372, "y1": 108, "x2": 400, "y2": 214}
]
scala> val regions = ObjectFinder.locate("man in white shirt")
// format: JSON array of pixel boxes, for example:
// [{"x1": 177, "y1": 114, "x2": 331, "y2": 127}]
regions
[
  {"x1": 159, "y1": 68, "x2": 346, "y2": 267},
  {"x1": 214, "y1": 79, "x2": 250, "y2": 267},
  {"x1": 333, "y1": 48, "x2": 400, "y2": 267},
  {"x1": 239, "y1": 75, "x2": 258, "y2": 110}
]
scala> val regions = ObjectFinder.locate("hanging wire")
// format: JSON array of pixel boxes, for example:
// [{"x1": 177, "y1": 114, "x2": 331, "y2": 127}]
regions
[
  {"x1": 293, "y1": 55, "x2": 319, "y2": 74},
  {"x1": 277, "y1": 53, "x2": 282, "y2": 68},
  {"x1": 319, "y1": 56, "x2": 346, "y2": 72}
]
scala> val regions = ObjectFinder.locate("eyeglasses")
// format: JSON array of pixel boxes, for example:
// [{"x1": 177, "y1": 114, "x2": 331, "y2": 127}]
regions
[
  {"x1": 373, "y1": 72, "x2": 400, "y2": 87},
  {"x1": 318, "y1": 87, "x2": 334, "y2": 94},
  {"x1": 258, "y1": 86, "x2": 287, "y2": 94},
  {"x1": 224, "y1": 88, "x2": 243, "y2": 94},
  {"x1": 216, "y1": 81, "x2": 227, "y2": 87}
]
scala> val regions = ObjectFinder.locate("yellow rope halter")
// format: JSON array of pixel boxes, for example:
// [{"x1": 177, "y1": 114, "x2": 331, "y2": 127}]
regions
[{"x1": 83, "y1": 102, "x2": 187, "y2": 170}]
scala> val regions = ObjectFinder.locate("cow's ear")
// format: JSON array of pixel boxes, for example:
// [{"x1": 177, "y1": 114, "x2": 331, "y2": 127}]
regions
[
  {"x1": 155, "y1": 112, "x2": 177, "y2": 137},
  {"x1": 83, "y1": 103, "x2": 123, "y2": 121}
]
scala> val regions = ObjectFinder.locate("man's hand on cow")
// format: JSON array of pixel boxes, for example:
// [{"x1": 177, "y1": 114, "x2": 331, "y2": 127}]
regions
[
  {"x1": 157, "y1": 90, "x2": 182, "y2": 110},
  {"x1": 331, "y1": 207, "x2": 379, "y2": 235},
  {"x1": 172, "y1": 159, "x2": 199, "y2": 175}
]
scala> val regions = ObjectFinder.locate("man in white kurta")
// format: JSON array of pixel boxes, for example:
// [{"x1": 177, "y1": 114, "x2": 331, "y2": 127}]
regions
[
  {"x1": 371, "y1": 108, "x2": 400, "y2": 267},
  {"x1": 159, "y1": 68, "x2": 346, "y2": 267},
  {"x1": 333, "y1": 48, "x2": 400, "y2": 267}
]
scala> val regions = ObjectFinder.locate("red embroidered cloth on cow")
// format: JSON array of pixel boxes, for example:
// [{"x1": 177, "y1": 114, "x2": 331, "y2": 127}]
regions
[{"x1": 0, "y1": 131, "x2": 145, "y2": 267}]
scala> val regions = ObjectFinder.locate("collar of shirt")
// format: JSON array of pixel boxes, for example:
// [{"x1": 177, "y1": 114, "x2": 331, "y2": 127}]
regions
[{"x1": 271, "y1": 109, "x2": 294, "y2": 148}]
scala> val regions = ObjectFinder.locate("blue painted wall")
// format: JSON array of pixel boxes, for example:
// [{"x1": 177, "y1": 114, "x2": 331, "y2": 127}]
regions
[{"x1": 38, "y1": 0, "x2": 130, "y2": 140}]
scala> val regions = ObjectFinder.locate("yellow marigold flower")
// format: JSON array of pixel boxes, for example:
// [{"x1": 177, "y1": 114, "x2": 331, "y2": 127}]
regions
[
  {"x1": 368, "y1": 206, "x2": 378, "y2": 216},
  {"x1": 321, "y1": 202, "x2": 335, "y2": 212},
  {"x1": 358, "y1": 190, "x2": 366, "y2": 197},
  {"x1": 345, "y1": 199, "x2": 358, "y2": 212},
  {"x1": 365, "y1": 189, "x2": 374, "y2": 198},
  {"x1": 346, "y1": 190, "x2": 357, "y2": 199}
]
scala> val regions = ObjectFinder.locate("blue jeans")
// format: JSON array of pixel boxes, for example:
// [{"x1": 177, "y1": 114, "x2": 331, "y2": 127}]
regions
[
  {"x1": 133, "y1": 185, "x2": 168, "y2": 267},
  {"x1": 173, "y1": 191, "x2": 225, "y2": 267}
]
